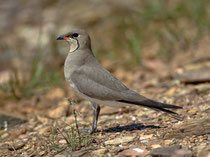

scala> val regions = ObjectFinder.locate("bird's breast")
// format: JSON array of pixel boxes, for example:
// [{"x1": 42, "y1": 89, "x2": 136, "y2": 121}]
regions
[{"x1": 66, "y1": 78, "x2": 78, "y2": 91}]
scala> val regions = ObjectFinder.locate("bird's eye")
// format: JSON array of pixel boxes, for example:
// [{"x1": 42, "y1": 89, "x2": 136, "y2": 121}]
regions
[{"x1": 72, "y1": 33, "x2": 79, "y2": 38}]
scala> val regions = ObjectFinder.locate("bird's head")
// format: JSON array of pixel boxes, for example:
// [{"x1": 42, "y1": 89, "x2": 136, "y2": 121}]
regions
[{"x1": 56, "y1": 29, "x2": 91, "y2": 53}]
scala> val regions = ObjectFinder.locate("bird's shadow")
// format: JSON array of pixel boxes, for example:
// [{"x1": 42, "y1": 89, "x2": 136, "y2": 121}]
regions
[{"x1": 103, "y1": 123, "x2": 162, "y2": 133}]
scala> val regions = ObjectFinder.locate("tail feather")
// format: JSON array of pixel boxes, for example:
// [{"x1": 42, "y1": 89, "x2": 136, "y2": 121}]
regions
[
  {"x1": 118, "y1": 99, "x2": 183, "y2": 120},
  {"x1": 150, "y1": 106, "x2": 183, "y2": 120}
]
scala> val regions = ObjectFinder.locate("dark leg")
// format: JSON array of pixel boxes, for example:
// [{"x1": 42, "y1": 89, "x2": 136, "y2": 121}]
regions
[
  {"x1": 90, "y1": 101, "x2": 100, "y2": 133},
  {"x1": 79, "y1": 101, "x2": 100, "y2": 134}
]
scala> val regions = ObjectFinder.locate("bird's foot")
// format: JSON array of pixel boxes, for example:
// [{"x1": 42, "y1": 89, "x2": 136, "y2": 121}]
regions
[{"x1": 79, "y1": 128, "x2": 97, "y2": 134}]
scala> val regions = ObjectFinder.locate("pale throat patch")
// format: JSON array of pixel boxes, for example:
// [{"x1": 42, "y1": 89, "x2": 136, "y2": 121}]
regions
[{"x1": 68, "y1": 38, "x2": 79, "y2": 53}]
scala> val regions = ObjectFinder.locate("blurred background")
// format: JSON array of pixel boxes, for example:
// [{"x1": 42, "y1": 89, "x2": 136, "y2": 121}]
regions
[
  {"x1": 0, "y1": 1, "x2": 210, "y2": 155},
  {"x1": 0, "y1": 0, "x2": 210, "y2": 101}
]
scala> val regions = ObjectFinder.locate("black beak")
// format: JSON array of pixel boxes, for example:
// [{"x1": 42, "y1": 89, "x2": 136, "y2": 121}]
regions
[{"x1": 56, "y1": 35, "x2": 64, "y2": 40}]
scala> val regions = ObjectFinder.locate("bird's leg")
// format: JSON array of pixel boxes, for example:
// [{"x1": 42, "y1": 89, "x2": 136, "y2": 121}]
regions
[
  {"x1": 79, "y1": 101, "x2": 100, "y2": 134},
  {"x1": 90, "y1": 101, "x2": 100, "y2": 133}
]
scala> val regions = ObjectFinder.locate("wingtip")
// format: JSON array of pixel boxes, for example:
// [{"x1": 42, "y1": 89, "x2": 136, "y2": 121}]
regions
[
  {"x1": 174, "y1": 105, "x2": 183, "y2": 109},
  {"x1": 168, "y1": 113, "x2": 184, "y2": 121}
]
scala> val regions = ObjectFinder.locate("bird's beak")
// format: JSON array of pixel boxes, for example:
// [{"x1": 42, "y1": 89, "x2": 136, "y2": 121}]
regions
[
  {"x1": 56, "y1": 35, "x2": 64, "y2": 40},
  {"x1": 56, "y1": 35, "x2": 69, "y2": 40}
]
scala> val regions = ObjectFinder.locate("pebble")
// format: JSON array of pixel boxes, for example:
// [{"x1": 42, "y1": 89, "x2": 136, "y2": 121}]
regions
[
  {"x1": 105, "y1": 136, "x2": 135, "y2": 145},
  {"x1": 54, "y1": 155, "x2": 66, "y2": 157},
  {"x1": 165, "y1": 87, "x2": 177, "y2": 96},
  {"x1": 149, "y1": 145, "x2": 181, "y2": 157},
  {"x1": 46, "y1": 88, "x2": 65, "y2": 99},
  {"x1": 115, "y1": 115, "x2": 123, "y2": 119},
  {"x1": 92, "y1": 149, "x2": 108, "y2": 155},
  {"x1": 198, "y1": 146, "x2": 210, "y2": 157},
  {"x1": 59, "y1": 139, "x2": 67, "y2": 144},
  {"x1": 37, "y1": 116, "x2": 50, "y2": 124},
  {"x1": 0, "y1": 132, "x2": 9, "y2": 139},
  {"x1": 171, "y1": 149, "x2": 193, "y2": 157},
  {"x1": 39, "y1": 151, "x2": 46, "y2": 156},
  {"x1": 164, "y1": 140, "x2": 173, "y2": 145},
  {"x1": 7, "y1": 140, "x2": 26, "y2": 151},
  {"x1": 22, "y1": 144, "x2": 31, "y2": 151},
  {"x1": 194, "y1": 145, "x2": 208, "y2": 155},
  {"x1": 139, "y1": 134, "x2": 153, "y2": 140},
  {"x1": 37, "y1": 126, "x2": 51, "y2": 135},
  {"x1": 0, "y1": 143, "x2": 10, "y2": 149},
  {"x1": 47, "y1": 100, "x2": 69, "y2": 119},
  {"x1": 118, "y1": 147, "x2": 148, "y2": 156},
  {"x1": 150, "y1": 144, "x2": 162, "y2": 149},
  {"x1": 11, "y1": 127, "x2": 27, "y2": 138}
]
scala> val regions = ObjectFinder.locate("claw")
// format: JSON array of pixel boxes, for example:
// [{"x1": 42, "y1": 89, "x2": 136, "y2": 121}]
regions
[{"x1": 79, "y1": 128, "x2": 97, "y2": 134}]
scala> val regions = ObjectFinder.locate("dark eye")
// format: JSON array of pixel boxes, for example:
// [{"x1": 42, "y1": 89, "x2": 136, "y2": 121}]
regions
[{"x1": 72, "y1": 33, "x2": 79, "y2": 38}]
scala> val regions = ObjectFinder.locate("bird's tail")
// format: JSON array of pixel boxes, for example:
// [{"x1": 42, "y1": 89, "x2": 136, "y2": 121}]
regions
[
  {"x1": 118, "y1": 99, "x2": 183, "y2": 120},
  {"x1": 149, "y1": 105, "x2": 183, "y2": 120}
]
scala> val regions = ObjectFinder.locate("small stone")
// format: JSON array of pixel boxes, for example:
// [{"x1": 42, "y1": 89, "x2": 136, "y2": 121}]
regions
[
  {"x1": 165, "y1": 87, "x2": 177, "y2": 96},
  {"x1": 171, "y1": 149, "x2": 193, "y2": 157},
  {"x1": 163, "y1": 118, "x2": 210, "y2": 139},
  {"x1": 175, "y1": 68, "x2": 210, "y2": 83},
  {"x1": 92, "y1": 149, "x2": 108, "y2": 155},
  {"x1": 37, "y1": 126, "x2": 51, "y2": 135},
  {"x1": 119, "y1": 107, "x2": 130, "y2": 114},
  {"x1": 39, "y1": 151, "x2": 46, "y2": 156},
  {"x1": 0, "y1": 70, "x2": 12, "y2": 84},
  {"x1": 139, "y1": 134, "x2": 153, "y2": 140},
  {"x1": 65, "y1": 116, "x2": 75, "y2": 124},
  {"x1": 11, "y1": 127, "x2": 27, "y2": 138},
  {"x1": 198, "y1": 146, "x2": 210, "y2": 157},
  {"x1": 130, "y1": 116, "x2": 137, "y2": 121},
  {"x1": 23, "y1": 144, "x2": 31, "y2": 151},
  {"x1": 188, "y1": 109, "x2": 197, "y2": 114},
  {"x1": 194, "y1": 83, "x2": 210, "y2": 92},
  {"x1": 46, "y1": 88, "x2": 65, "y2": 99},
  {"x1": 164, "y1": 140, "x2": 173, "y2": 145},
  {"x1": 0, "y1": 112, "x2": 26, "y2": 129},
  {"x1": 8, "y1": 140, "x2": 26, "y2": 151},
  {"x1": 54, "y1": 155, "x2": 66, "y2": 157},
  {"x1": 118, "y1": 148, "x2": 148, "y2": 156},
  {"x1": 36, "y1": 116, "x2": 50, "y2": 124},
  {"x1": 151, "y1": 144, "x2": 162, "y2": 149},
  {"x1": 149, "y1": 145, "x2": 181, "y2": 157},
  {"x1": 105, "y1": 136, "x2": 135, "y2": 145},
  {"x1": 0, "y1": 143, "x2": 10, "y2": 149},
  {"x1": 47, "y1": 100, "x2": 69, "y2": 119},
  {"x1": 0, "y1": 132, "x2": 9, "y2": 139},
  {"x1": 59, "y1": 139, "x2": 67, "y2": 144}
]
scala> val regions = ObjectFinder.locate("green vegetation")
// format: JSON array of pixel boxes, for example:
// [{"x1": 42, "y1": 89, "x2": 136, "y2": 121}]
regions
[
  {"x1": 95, "y1": 0, "x2": 210, "y2": 63},
  {"x1": 57, "y1": 126, "x2": 91, "y2": 151},
  {"x1": 0, "y1": 132, "x2": 3, "y2": 143},
  {"x1": 0, "y1": 56, "x2": 63, "y2": 100},
  {"x1": 49, "y1": 108, "x2": 92, "y2": 152},
  {"x1": 49, "y1": 126, "x2": 91, "y2": 152},
  {"x1": 0, "y1": 153, "x2": 5, "y2": 157}
]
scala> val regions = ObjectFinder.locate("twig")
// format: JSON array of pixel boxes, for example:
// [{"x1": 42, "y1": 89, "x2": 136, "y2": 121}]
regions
[{"x1": 73, "y1": 109, "x2": 81, "y2": 148}]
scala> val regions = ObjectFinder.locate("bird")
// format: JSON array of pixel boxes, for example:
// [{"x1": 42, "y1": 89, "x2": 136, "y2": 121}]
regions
[{"x1": 56, "y1": 29, "x2": 182, "y2": 134}]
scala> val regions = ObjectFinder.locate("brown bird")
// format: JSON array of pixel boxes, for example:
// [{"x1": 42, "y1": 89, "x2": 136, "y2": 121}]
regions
[{"x1": 57, "y1": 29, "x2": 182, "y2": 133}]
